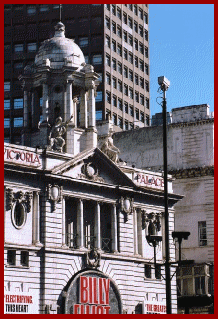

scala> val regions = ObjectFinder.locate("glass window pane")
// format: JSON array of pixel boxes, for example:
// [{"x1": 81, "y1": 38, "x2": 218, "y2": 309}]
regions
[
  {"x1": 92, "y1": 54, "x2": 102, "y2": 65},
  {"x1": 14, "y1": 117, "x2": 23, "y2": 127},
  {"x1": 4, "y1": 99, "x2": 10, "y2": 110},
  {"x1": 4, "y1": 82, "x2": 10, "y2": 92},
  {"x1": 14, "y1": 98, "x2": 23, "y2": 109},
  {"x1": 27, "y1": 43, "x2": 37, "y2": 52},
  {"x1": 4, "y1": 118, "x2": 10, "y2": 128},
  {"x1": 96, "y1": 91, "x2": 102, "y2": 102}
]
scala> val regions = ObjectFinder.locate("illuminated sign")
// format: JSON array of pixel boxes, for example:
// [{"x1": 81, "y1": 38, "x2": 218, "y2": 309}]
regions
[
  {"x1": 4, "y1": 292, "x2": 39, "y2": 314},
  {"x1": 65, "y1": 270, "x2": 122, "y2": 314},
  {"x1": 135, "y1": 173, "x2": 164, "y2": 190},
  {"x1": 4, "y1": 147, "x2": 41, "y2": 167}
]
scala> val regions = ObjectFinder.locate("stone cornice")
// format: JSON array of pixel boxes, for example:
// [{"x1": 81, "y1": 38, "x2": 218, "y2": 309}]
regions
[
  {"x1": 169, "y1": 165, "x2": 214, "y2": 179},
  {"x1": 170, "y1": 118, "x2": 214, "y2": 128}
]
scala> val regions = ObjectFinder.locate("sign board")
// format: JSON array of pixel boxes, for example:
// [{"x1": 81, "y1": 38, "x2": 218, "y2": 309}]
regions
[
  {"x1": 4, "y1": 291, "x2": 39, "y2": 314},
  {"x1": 144, "y1": 301, "x2": 167, "y2": 314},
  {"x1": 65, "y1": 270, "x2": 122, "y2": 314},
  {"x1": 4, "y1": 146, "x2": 41, "y2": 168},
  {"x1": 134, "y1": 173, "x2": 164, "y2": 190}
]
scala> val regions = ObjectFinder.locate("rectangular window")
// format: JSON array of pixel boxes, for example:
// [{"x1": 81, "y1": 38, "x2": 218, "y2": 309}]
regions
[
  {"x1": 79, "y1": 37, "x2": 89, "y2": 47},
  {"x1": 134, "y1": 5, "x2": 138, "y2": 15},
  {"x1": 96, "y1": 110, "x2": 103, "y2": 121},
  {"x1": 112, "y1": 59, "x2": 117, "y2": 70},
  {"x1": 39, "y1": 4, "x2": 49, "y2": 12},
  {"x1": 146, "y1": 98, "x2": 150, "y2": 109},
  {"x1": 129, "y1": 105, "x2": 134, "y2": 117},
  {"x1": 105, "y1": 17, "x2": 110, "y2": 29},
  {"x1": 117, "y1": 63, "x2": 122, "y2": 74},
  {"x1": 124, "y1": 49, "x2": 128, "y2": 60},
  {"x1": 106, "y1": 35, "x2": 110, "y2": 48},
  {"x1": 139, "y1": 25, "x2": 143, "y2": 37},
  {"x1": 118, "y1": 80, "x2": 122, "y2": 92},
  {"x1": 146, "y1": 115, "x2": 149, "y2": 126},
  {"x1": 139, "y1": 42, "x2": 144, "y2": 54},
  {"x1": 123, "y1": 31, "x2": 127, "y2": 42},
  {"x1": 145, "y1": 63, "x2": 149, "y2": 75},
  {"x1": 117, "y1": 7, "x2": 122, "y2": 19},
  {"x1": 106, "y1": 4, "x2": 110, "y2": 10},
  {"x1": 145, "y1": 81, "x2": 149, "y2": 92},
  {"x1": 14, "y1": 98, "x2": 23, "y2": 109},
  {"x1": 129, "y1": 87, "x2": 133, "y2": 99},
  {"x1": 128, "y1": 16, "x2": 133, "y2": 28},
  {"x1": 140, "y1": 77, "x2": 144, "y2": 89},
  {"x1": 112, "y1": 40, "x2": 116, "y2": 52},
  {"x1": 106, "y1": 54, "x2": 111, "y2": 66},
  {"x1": 128, "y1": 4, "x2": 133, "y2": 11},
  {"x1": 124, "y1": 102, "x2": 128, "y2": 114},
  {"x1": 135, "y1": 91, "x2": 139, "y2": 102},
  {"x1": 27, "y1": 5, "x2": 36, "y2": 15},
  {"x1": 139, "y1": 59, "x2": 144, "y2": 71},
  {"x1": 92, "y1": 54, "x2": 102, "y2": 65},
  {"x1": 139, "y1": 8, "x2": 143, "y2": 20},
  {"x1": 112, "y1": 21, "x2": 116, "y2": 34},
  {"x1": 125, "y1": 120, "x2": 129, "y2": 131},
  {"x1": 144, "y1": 13, "x2": 148, "y2": 24},
  {"x1": 84, "y1": 55, "x2": 89, "y2": 64},
  {"x1": 135, "y1": 56, "x2": 138, "y2": 68},
  {"x1": 106, "y1": 91, "x2": 111, "y2": 104},
  {"x1": 118, "y1": 99, "x2": 123, "y2": 110},
  {"x1": 135, "y1": 74, "x2": 139, "y2": 85},
  {"x1": 155, "y1": 264, "x2": 162, "y2": 279},
  {"x1": 129, "y1": 52, "x2": 133, "y2": 64},
  {"x1": 135, "y1": 108, "x2": 139, "y2": 120},
  {"x1": 96, "y1": 91, "x2": 102, "y2": 102},
  {"x1": 124, "y1": 66, "x2": 128, "y2": 78},
  {"x1": 124, "y1": 84, "x2": 128, "y2": 96},
  {"x1": 4, "y1": 99, "x2": 10, "y2": 110},
  {"x1": 4, "y1": 82, "x2": 11, "y2": 92},
  {"x1": 14, "y1": 117, "x2": 23, "y2": 127},
  {"x1": 117, "y1": 44, "x2": 122, "y2": 57},
  {"x1": 128, "y1": 34, "x2": 133, "y2": 46},
  {"x1": 14, "y1": 62, "x2": 23, "y2": 70},
  {"x1": 106, "y1": 73, "x2": 111, "y2": 85},
  {"x1": 144, "y1": 30, "x2": 148, "y2": 41},
  {"x1": 198, "y1": 221, "x2": 207, "y2": 246},
  {"x1": 134, "y1": 21, "x2": 138, "y2": 33},
  {"x1": 140, "y1": 111, "x2": 145, "y2": 123},
  {"x1": 112, "y1": 95, "x2": 117, "y2": 107},
  {"x1": 145, "y1": 46, "x2": 148, "y2": 58},
  {"x1": 140, "y1": 94, "x2": 144, "y2": 105},
  {"x1": 112, "y1": 77, "x2": 117, "y2": 89},
  {"x1": 134, "y1": 39, "x2": 138, "y2": 51},
  {"x1": 144, "y1": 264, "x2": 152, "y2": 278},
  {"x1": 118, "y1": 117, "x2": 123, "y2": 129},
  {"x1": 21, "y1": 251, "x2": 29, "y2": 267},
  {"x1": 14, "y1": 43, "x2": 24, "y2": 53},
  {"x1": 112, "y1": 113, "x2": 117, "y2": 125},
  {"x1": 112, "y1": 4, "x2": 116, "y2": 15},
  {"x1": 4, "y1": 118, "x2": 10, "y2": 128},
  {"x1": 7, "y1": 250, "x2": 16, "y2": 266},
  {"x1": 129, "y1": 70, "x2": 133, "y2": 82},
  {"x1": 123, "y1": 12, "x2": 127, "y2": 24},
  {"x1": 27, "y1": 42, "x2": 37, "y2": 52},
  {"x1": 117, "y1": 25, "x2": 122, "y2": 38}
]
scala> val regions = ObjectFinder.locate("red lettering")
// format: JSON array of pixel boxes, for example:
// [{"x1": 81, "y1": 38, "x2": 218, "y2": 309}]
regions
[
  {"x1": 80, "y1": 276, "x2": 88, "y2": 304},
  {"x1": 81, "y1": 304, "x2": 85, "y2": 314},
  {"x1": 99, "y1": 278, "x2": 104, "y2": 305},
  {"x1": 93, "y1": 277, "x2": 98, "y2": 304},
  {"x1": 25, "y1": 153, "x2": 31, "y2": 162},
  {"x1": 96, "y1": 306, "x2": 104, "y2": 314},
  {"x1": 33, "y1": 155, "x2": 40, "y2": 164},
  {"x1": 103, "y1": 278, "x2": 110, "y2": 305},
  {"x1": 8, "y1": 150, "x2": 15, "y2": 159},
  {"x1": 91, "y1": 305, "x2": 96, "y2": 314},
  {"x1": 74, "y1": 304, "x2": 80, "y2": 314},
  {"x1": 104, "y1": 306, "x2": 110, "y2": 314},
  {"x1": 89, "y1": 277, "x2": 93, "y2": 304},
  {"x1": 20, "y1": 152, "x2": 26, "y2": 161}
]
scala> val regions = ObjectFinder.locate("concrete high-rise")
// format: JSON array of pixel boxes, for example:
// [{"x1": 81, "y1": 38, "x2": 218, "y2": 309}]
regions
[{"x1": 4, "y1": 4, "x2": 150, "y2": 144}]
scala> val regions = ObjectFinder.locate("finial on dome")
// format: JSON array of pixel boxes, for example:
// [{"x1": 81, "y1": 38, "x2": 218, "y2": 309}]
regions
[{"x1": 54, "y1": 21, "x2": 65, "y2": 38}]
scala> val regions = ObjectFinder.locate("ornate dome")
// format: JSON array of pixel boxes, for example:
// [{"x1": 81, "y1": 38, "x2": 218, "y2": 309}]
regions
[{"x1": 35, "y1": 22, "x2": 85, "y2": 70}]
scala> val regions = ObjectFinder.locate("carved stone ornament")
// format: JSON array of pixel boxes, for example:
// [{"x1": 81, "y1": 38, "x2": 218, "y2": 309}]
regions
[
  {"x1": 6, "y1": 188, "x2": 32, "y2": 213},
  {"x1": 141, "y1": 212, "x2": 161, "y2": 237},
  {"x1": 120, "y1": 197, "x2": 134, "y2": 222},
  {"x1": 100, "y1": 130, "x2": 120, "y2": 164},
  {"x1": 79, "y1": 163, "x2": 105, "y2": 183},
  {"x1": 47, "y1": 184, "x2": 63, "y2": 211},
  {"x1": 85, "y1": 248, "x2": 101, "y2": 269}
]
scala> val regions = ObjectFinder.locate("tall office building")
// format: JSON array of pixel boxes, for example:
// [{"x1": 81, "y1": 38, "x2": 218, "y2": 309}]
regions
[{"x1": 4, "y1": 4, "x2": 150, "y2": 144}]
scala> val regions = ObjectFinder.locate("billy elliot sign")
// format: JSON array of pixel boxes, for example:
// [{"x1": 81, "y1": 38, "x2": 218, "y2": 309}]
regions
[{"x1": 65, "y1": 270, "x2": 122, "y2": 314}]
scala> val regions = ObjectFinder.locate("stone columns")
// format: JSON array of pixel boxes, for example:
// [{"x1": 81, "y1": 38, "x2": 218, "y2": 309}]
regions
[
  {"x1": 134, "y1": 209, "x2": 139, "y2": 255},
  {"x1": 111, "y1": 204, "x2": 118, "y2": 253},
  {"x1": 42, "y1": 83, "x2": 49, "y2": 122},
  {"x1": 77, "y1": 199, "x2": 84, "y2": 249},
  {"x1": 33, "y1": 191, "x2": 42, "y2": 246},
  {"x1": 62, "y1": 196, "x2": 67, "y2": 248},
  {"x1": 80, "y1": 89, "x2": 88, "y2": 128},
  {"x1": 95, "y1": 202, "x2": 101, "y2": 250},
  {"x1": 87, "y1": 87, "x2": 96, "y2": 128},
  {"x1": 66, "y1": 81, "x2": 73, "y2": 122}
]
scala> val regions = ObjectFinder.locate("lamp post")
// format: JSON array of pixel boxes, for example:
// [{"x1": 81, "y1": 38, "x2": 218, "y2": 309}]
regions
[
  {"x1": 172, "y1": 231, "x2": 190, "y2": 264},
  {"x1": 158, "y1": 76, "x2": 171, "y2": 314}
]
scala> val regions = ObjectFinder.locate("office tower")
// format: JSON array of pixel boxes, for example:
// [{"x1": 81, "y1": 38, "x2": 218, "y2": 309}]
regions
[{"x1": 4, "y1": 4, "x2": 150, "y2": 144}]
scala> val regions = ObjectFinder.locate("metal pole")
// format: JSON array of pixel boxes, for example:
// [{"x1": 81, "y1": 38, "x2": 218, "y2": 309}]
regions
[{"x1": 162, "y1": 90, "x2": 172, "y2": 314}]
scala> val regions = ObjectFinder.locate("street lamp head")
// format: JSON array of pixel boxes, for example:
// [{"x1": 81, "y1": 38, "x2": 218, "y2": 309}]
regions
[{"x1": 158, "y1": 76, "x2": 170, "y2": 91}]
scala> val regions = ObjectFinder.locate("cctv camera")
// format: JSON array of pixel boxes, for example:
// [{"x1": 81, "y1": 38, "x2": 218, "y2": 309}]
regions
[{"x1": 158, "y1": 76, "x2": 170, "y2": 91}]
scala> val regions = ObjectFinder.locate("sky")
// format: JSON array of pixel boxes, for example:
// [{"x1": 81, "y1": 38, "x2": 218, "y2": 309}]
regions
[{"x1": 148, "y1": 4, "x2": 214, "y2": 116}]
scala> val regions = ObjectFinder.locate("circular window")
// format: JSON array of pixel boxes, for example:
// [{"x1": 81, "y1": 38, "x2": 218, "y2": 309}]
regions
[{"x1": 12, "y1": 202, "x2": 26, "y2": 229}]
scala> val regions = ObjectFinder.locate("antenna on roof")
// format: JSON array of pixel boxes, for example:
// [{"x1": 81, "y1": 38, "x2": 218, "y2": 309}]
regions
[{"x1": 59, "y1": 4, "x2": 62, "y2": 21}]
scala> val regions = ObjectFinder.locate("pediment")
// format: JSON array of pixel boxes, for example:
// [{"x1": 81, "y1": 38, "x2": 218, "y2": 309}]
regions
[{"x1": 51, "y1": 148, "x2": 135, "y2": 188}]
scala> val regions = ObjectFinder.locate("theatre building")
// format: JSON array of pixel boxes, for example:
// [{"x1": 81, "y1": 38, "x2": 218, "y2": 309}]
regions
[{"x1": 4, "y1": 22, "x2": 182, "y2": 314}]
